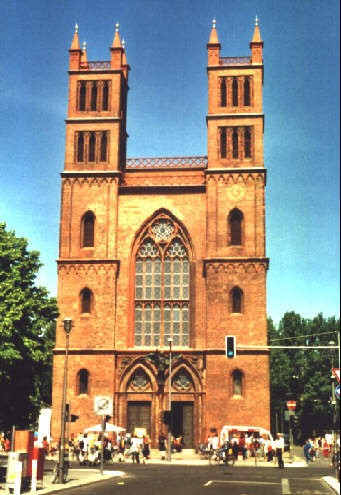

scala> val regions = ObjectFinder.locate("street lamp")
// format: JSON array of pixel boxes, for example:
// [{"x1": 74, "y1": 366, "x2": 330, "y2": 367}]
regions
[
  {"x1": 167, "y1": 337, "x2": 173, "y2": 462},
  {"x1": 329, "y1": 341, "x2": 337, "y2": 472},
  {"x1": 58, "y1": 318, "x2": 72, "y2": 483}
]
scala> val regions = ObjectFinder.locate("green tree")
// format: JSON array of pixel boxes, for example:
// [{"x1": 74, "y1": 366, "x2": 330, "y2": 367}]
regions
[
  {"x1": 0, "y1": 223, "x2": 58, "y2": 430},
  {"x1": 268, "y1": 312, "x2": 340, "y2": 442}
]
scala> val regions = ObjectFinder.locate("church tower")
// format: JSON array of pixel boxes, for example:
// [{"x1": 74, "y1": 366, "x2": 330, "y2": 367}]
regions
[
  {"x1": 52, "y1": 24, "x2": 129, "y2": 435},
  {"x1": 204, "y1": 18, "x2": 269, "y2": 428}
]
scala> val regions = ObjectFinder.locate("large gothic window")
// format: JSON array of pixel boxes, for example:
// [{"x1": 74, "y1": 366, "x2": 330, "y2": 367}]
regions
[{"x1": 134, "y1": 216, "x2": 190, "y2": 348}]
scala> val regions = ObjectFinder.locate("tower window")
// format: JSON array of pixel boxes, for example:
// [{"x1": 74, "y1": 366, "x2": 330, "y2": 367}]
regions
[
  {"x1": 82, "y1": 211, "x2": 95, "y2": 247},
  {"x1": 244, "y1": 127, "x2": 251, "y2": 158},
  {"x1": 90, "y1": 83, "x2": 98, "y2": 111},
  {"x1": 100, "y1": 132, "x2": 107, "y2": 162},
  {"x1": 88, "y1": 133, "x2": 96, "y2": 162},
  {"x1": 102, "y1": 81, "x2": 109, "y2": 111},
  {"x1": 220, "y1": 127, "x2": 227, "y2": 158},
  {"x1": 77, "y1": 133, "x2": 84, "y2": 162},
  {"x1": 77, "y1": 369, "x2": 89, "y2": 395},
  {"x1": 79, "y1": 82, "x2": 86, "y2": 111},
  {"x1": 77, "y1": 80, "x2": 111, "y2": 113},
  {"x1": 80, "y1": 288, "x2": 93, "y2": 314},
  {"x1": 232, "y1": 78, "x2": 238, "y2": 107},
  {"x1": 232, "y1": 370, "x2": 244, "y2": 396},
  {"x1": 220, "y1": 79, "x2": 227, "y2": 107},
  {"x1": 232, "y1": 128, "x2": 239, "y2": 159},
  {"x1": 231, "y1": 286, "x2": 243, "y2": 314},
  {"x1": 244, "y1": 77, "x2": 251, "y2": 107},
  {"x1": 228, "y1": 208, "x2": 243, "y2": 246}
]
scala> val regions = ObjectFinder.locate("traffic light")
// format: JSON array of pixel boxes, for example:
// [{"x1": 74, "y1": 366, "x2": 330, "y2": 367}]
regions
[
  {"x1": 65, "y1": 403, "x2": 70, "y2": 422},
  {"x1": 70, "y1": 414, "x2": 79, "y2": 422},
  {"x1": 225, "y1": 335, "x2": 236, "y2": 358},
  {"x1": 161, "y1": 411, "x2": 171, "y2": 425}
]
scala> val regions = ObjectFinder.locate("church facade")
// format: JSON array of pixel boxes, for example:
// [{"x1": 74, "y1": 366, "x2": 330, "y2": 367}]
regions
[{"x1": 51, "y1": 20, "x2": 270, "y2": 448}]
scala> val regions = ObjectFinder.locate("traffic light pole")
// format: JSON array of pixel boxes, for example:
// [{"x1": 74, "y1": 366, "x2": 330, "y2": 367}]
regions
[{"x1": 167, "y1": 338, "x2": 173, "y2": 462}]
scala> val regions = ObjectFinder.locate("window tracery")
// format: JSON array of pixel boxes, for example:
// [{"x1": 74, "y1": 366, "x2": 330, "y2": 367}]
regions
[{"x1": 134, "y1": 215, "x2": 190, "y2": 348}]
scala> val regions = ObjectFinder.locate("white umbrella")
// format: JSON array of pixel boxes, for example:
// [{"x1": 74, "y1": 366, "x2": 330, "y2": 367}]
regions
[{"x1": 84, "y1": 423, "x2": 126, "y2": 433}]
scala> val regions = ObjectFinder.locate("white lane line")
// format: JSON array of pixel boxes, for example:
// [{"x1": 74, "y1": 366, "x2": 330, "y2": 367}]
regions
[
  {"x1": 282, "y1": 478, "x2": 291, "y2": 494},
  {"x1": 204, "y1": 480, "x2": 279, "y2": 486}
]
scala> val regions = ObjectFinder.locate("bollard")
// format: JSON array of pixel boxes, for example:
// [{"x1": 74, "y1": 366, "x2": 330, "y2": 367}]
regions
[{"x1": 31, "y1": 460, "x2": 37, "y2": 493}]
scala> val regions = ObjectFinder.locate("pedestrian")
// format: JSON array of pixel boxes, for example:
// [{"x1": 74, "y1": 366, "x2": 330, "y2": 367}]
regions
[
  {"x1": 159, "y1": 434, "x2": 167, "y2": 460},
  {"x1": 322, "y1": 439, "x2": 329, "y2": 458},
  {"x1": 239, "y1": 434, "x2": 247, "y2": 460},
  {"x1": 303, "y1": 439, "x2": 313, "y2": 464},
  {"x1": 232, "y1": 437, "x2": 239, "y2": 465},
  {"x1": 118, "y1": 434, "x2": 126, "y2": 462},
  {"x1": 130, "y1": 434, "x2": 140, "y2": 463},
  {"x1": 142, "y1": 434, "x2": 150, "y2": 463},
  {"x1": 275, "y1": 433, "x2": 284, "y2": 469}
]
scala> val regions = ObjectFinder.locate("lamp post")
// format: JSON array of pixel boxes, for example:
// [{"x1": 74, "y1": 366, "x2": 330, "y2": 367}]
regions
[
  {"x1": 58, "y1": 318, "x2": 72, "y2": 483},
  {"x1": 167, "y1": 338, "x2": 173, "y2": 462},
  {"x1": 329, "y1": 341, "x2": 337, "y2": 474}
]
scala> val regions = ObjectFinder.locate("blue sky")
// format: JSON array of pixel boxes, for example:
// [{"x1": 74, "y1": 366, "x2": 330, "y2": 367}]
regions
[{"x1": 0, "y1": 0, "x2": 339, "y2": 324}]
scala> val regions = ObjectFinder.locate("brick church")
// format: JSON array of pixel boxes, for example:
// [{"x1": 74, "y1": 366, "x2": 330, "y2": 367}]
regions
[{"x1": 52, "y1": 19, "x2": 270, "y2": 448}]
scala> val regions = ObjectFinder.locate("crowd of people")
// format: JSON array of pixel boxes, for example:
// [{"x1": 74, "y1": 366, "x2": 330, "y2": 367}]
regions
[
  {"x1": 200, "y1": 431, "x2": 284, "y2": 466},
  {"x1": 303, "y1": 436, "x2": 339, "y2": 464}
]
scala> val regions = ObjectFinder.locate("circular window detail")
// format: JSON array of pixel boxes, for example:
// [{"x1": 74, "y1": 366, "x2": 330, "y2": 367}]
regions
[
  {"x1": 130, "y1": 369, "x2": 150, "y2": 391},
  {"x1": 173, "y1": 370, "x2": 192, "y2": 391},
  {"x1": 151, "y1": 220, "x2": 174, "y2": 241}
]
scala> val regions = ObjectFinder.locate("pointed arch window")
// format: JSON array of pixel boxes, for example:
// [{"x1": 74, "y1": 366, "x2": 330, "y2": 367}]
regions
[
  {"x1": 244, "y1": 127, "x2": 251, "y2": 158},
  {"x1": 77, "y1": 369, "x2": 89, "y2": 395},
  {"x1": 80, "y1": 288, "x2": 93, "y2": 314},
  {"x1": 82, "y1": 211, "x2": 95, "y2": 247},
  {"x1": 232, "y1": 78, "x2": 238, "y2": 107},
  {"x1": 100, "y1": 132, "x2": 107, "y2": 162},
  {"x1": 79, "y1": 82, "x2": 86, "y2": 111},
  {"x1": 220, "y1": 127, "x2": 227, "y2": 159},
  {"x1": 230, "y1": 286, "x2": 243, "y2": 314},
  {"x1": 77, "y1": 133, "x2": 84, "y2": 162},
  {"x1": 220, "y1": 78, "x2": 227, "y2": 107},
  {"x1": 244, "y1": 77, "x2": 251, "y2": 107},
  {"x1": 90, "y1": 83, "x2": 98, "y2": 111},
  {"x1": 134, "y1": 216, "x2": 190, "y2": 347},
  {"x1": 232, "y1": 369, "x2": 244, "y2": 396},
  {"x1": 88, "y1": 133, "x2": 96, "y2": 162},
  {"x1": 102, "y1": 81, "x2": 109, "y2": 111},
  {"x1": 228, "y1": 208, "x2": 243, "y2": 246},
  {"x1": 232, "y1": 128, "x2": 239, "y2": 159}
]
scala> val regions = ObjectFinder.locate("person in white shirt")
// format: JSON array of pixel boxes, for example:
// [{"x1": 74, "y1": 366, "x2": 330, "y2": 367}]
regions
[{"x1": 275, "y1": 433, "x2": 284, "y2": 468}]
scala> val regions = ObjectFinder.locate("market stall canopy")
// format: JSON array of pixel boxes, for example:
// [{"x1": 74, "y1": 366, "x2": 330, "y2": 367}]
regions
[{"x1": 84, "y1": 423, "x2": 126, "y2": 433}]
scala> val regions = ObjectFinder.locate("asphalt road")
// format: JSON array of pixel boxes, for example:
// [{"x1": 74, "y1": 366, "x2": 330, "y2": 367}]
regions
[{"x1": 59, "y1": 462, "x2": 336, "y2": 495}]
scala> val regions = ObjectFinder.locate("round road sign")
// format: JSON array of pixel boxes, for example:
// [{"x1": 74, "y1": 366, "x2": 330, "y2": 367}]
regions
[{"x1": 286, "y1": 401, "x2": 296, "y2": 410}]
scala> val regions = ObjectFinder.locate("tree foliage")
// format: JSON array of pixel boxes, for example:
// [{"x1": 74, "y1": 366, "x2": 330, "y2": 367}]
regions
[
  {"x1": 0, "y1": 223, "x2": 58, "y2": 430},
  {"x1": 268, "y1": 312, "x2": 340, "y2": 442}
]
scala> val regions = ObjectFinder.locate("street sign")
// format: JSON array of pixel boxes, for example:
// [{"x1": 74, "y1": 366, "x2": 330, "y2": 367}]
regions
[
  {"x1": 335, "y1": 385, "x2": 340, "y2": 400},
  {"x1": 286, "y1": 401, "x2": 296, "y2": 410},
  {"x1": 94, "y1": 396, "x2": 113, "y2": 416},
  {"x1": 332, "y1": 368, "x2": 340, "y2": 383}
]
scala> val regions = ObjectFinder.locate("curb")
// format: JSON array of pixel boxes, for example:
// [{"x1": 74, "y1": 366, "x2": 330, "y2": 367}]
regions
[{"x1": 32, "y1": 470, "x2": 124, "y2": 495}]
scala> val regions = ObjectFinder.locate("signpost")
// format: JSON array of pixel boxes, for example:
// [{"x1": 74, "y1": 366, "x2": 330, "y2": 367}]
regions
[
  {"x1": 332, "y1": 368, "x2": 340, "y2": 383},
  {"x1": 286, "y1": 401, "x2": 296, "y2": 463}
]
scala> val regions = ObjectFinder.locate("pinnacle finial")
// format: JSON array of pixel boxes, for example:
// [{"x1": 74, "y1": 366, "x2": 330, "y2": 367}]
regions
[
  {"x1": 255, "y1": 15, "x2": 259, "y2": 26},
  {"x1": 82, "y1": 41, "x2": 87, "y2": 50},
  {"x1": 115, "y1": 22, "x2": 119, "y2": 32},
  {"x1": 75, "y1": 23, "x2": 79, "y2": 33},
  {"x1": 122, "y1": 39, "x2": 125, "y2": 49},
  {"x1": 213, "y1": 18, "x2": 216, "y2": 29}
]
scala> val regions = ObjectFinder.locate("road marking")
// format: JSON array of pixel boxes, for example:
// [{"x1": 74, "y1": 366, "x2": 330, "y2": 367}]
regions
[
  {"x1": 204, "y1": 480, "x2": 279, "y2": 486},
  {"x1": 282, "y1": 478, "x2": 291, "y2": 494}
]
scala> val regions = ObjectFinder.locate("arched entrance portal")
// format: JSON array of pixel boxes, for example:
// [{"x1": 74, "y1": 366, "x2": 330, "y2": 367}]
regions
[{"x1": 117, "y1": 355, "x2": 203, "y2": 448}]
